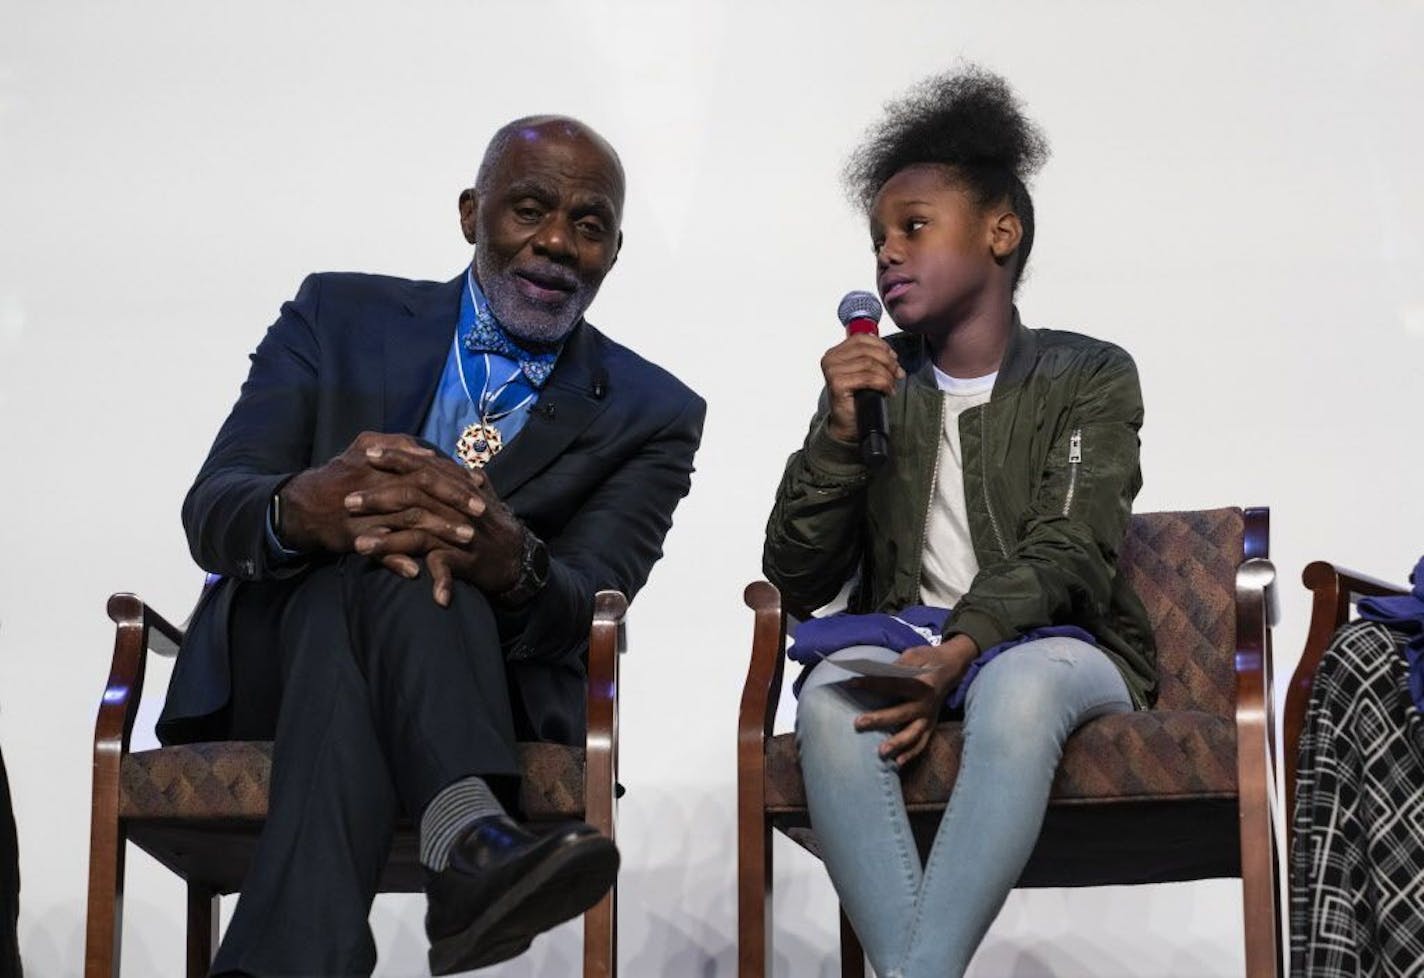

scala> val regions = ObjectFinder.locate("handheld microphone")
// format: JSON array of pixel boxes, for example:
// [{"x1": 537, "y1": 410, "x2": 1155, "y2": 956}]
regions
[{"x1": 836, "y1": 290, "x2": 890, "y2": 468}]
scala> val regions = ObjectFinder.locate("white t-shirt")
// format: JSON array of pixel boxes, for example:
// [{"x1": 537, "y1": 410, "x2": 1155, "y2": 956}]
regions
[{"x1": 919, "y1": 365, "x2": 998, "y2": 608}]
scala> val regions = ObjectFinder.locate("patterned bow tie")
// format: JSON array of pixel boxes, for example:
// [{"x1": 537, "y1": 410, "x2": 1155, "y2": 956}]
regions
[{"x1": 463, "y1": 290, "x2": 562, "y2": 389}]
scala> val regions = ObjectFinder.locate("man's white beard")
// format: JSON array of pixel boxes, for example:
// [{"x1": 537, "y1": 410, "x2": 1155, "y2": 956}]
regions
[{"x1": 475, "y1": 251, "x2": 587, "y2": 346}]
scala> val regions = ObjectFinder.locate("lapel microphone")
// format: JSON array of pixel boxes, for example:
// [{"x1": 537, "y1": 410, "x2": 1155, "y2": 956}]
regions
[
  {"x1": 837, "y1": 290, "x2": 890, "y2": 468},
  {"x1": 531, "y1": 368, "x2": 606, "y2": 423}
]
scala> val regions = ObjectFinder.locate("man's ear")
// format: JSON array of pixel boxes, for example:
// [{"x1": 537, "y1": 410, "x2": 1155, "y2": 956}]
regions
[
  {"x1": 609, "y1": 229, "x2": 624, "y2": 270},
  {"x1": 989, "y1": 209, "x2": 1023, "y2": 265},
  {"x1": 458, "y1": 188, "x2": 479, "y2": 246}
]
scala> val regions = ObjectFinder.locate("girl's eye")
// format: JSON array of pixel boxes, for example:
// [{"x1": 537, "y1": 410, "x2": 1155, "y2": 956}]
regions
[{"x1": 907, "y1": 218, "x2": 927, "y2": 233}]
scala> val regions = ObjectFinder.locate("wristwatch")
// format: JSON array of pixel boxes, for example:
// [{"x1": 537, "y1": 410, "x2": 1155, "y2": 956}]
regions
[
  {"x1": 496, "y1": 528, "x2": 550, "y2": 606},
  {"x1": 269, "y1": 477, "x2": 302, "y2": 554}
]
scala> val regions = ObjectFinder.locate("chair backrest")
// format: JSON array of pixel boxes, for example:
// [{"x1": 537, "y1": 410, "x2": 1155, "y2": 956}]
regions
[{"x1": 1117, "y1": 508, "x2": 1245, "y2": 717}]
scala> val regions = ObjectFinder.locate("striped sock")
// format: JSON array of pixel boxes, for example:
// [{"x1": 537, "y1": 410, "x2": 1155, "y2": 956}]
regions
[{"x1": 419, "y1": 776, "x2": 508, "y2": 871}]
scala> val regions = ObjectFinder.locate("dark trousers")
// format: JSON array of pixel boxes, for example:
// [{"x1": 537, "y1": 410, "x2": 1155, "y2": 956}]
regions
[
  {"x1": 210, "y1": 556, "x2": 523, "y2": 978},
  {"x1": 0, "y1": 745, "x2": 19, "y2": 978}
]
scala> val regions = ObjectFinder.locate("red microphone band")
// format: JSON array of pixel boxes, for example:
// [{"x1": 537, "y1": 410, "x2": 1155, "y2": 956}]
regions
[{"x1": 845, "y1": 317, "x2": 879, "y2": 337}]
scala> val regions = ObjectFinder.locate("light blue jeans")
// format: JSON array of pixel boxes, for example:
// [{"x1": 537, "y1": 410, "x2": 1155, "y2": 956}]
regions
[{"x1": 795, "y1": 637, "x2": 1132, "y2": 978}]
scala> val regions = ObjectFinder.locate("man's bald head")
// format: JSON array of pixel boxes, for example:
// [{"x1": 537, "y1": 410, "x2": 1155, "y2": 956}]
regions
[{"x1": 475, "y1": 115, "x2": 625, "y2": 214}]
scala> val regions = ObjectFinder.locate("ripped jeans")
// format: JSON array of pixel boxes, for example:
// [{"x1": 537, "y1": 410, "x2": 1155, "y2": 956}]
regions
[{"x1": 795, "y1": 637, "x2": 1132, "y2": 978}]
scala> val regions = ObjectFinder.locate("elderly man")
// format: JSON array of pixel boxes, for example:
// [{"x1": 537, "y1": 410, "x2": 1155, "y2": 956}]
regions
[{"x1": 158, "y1": 116, "x2": 705, "y2": 977}]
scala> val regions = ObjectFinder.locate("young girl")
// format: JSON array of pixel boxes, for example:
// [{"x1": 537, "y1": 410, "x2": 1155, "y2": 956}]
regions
[{"x1": 763, "y1": 67, "x2": 1155, "y2": 977}]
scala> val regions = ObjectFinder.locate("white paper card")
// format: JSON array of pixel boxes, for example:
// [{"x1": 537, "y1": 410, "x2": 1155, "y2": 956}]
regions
[{"x1": 828, "y1": 657, "x2": 934, "y2": 679}]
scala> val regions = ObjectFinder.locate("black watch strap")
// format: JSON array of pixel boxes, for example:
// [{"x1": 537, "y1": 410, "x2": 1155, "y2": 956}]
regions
[{"x1": 496, "y1": 529, "x2": 550, "y2": 606}]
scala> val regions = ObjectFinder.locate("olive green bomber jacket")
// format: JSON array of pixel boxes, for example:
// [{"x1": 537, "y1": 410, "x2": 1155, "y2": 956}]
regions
[{"x1": 763, "y1": 317, "x2": 1158, "y2": 708}]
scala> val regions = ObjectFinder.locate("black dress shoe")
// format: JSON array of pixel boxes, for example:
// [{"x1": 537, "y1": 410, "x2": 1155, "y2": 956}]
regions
[{"x1": 424, "y1": 815, "x2": 619, "y2": 975}]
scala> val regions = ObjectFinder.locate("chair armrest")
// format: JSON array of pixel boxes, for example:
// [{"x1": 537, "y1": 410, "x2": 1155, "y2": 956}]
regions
[
  {"x1": 96, "y1": 593, "x2": 186, "y2": 761},
  {"x1": 1233, "y1": 551, "x2": 1278, "y2": 781},
  {"x1": 1283, "y1": 561, "x2": 1411, "y2": 828},
  {"x1": 1232, "y1": 509, "x2": 1278, "y2": 755},
  {"x1": 1303, "y1": 561, "x2": 1409, "y2": 604},
  {"x1": 739, "y1": 582, "x2": 787, "y2": 753},
  {"x1": 584, "y1": 590, "x2": 627, "y2": 838}
]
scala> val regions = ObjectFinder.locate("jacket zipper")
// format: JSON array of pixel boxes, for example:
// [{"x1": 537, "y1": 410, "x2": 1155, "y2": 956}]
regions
[
  {"x1": 1062, "y1": 428, "x2": 1083, "y2": 517},
  {"x1": 915, "y1": 395, "x2": 947, "y2": 598},
  {"x1": 980, "y1": 408, "x2": 1009, "y2": 556}
]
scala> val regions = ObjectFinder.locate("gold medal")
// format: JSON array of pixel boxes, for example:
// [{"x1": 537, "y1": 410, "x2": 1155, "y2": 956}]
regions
[{"x1": 455, "y1": 422, "x2": 504, "y2": 469}]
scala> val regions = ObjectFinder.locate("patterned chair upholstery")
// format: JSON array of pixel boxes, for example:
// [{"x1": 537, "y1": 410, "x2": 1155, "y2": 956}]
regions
[
  {"x1": 86, "y1": 591, "x2": 627, "y2": 978},
  {"x1": 737, "y1": 508, "x2": 1282, "y2": 977},
  {"x1": 118, "y1": 741, "x2": 589, "y2": 823}
]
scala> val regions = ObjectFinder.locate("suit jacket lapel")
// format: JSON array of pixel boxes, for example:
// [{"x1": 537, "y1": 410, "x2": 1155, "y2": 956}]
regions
[
  {"x1": 384, "y1": 275, "x2": 464, "y2": 435},
  {"x1": 486, "y1": 320, "x2": 610, "y2": 498}
]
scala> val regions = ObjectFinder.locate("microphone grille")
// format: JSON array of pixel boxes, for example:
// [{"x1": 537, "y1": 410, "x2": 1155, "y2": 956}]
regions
[{"x1": 837, "y1": 290, "x2": 883, "y2": 327}]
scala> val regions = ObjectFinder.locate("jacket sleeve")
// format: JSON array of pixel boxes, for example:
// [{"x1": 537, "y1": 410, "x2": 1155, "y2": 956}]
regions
[
  {"x1": 946, "y1": 347, "x2": 1144, "y2": 652},
  {"x1": 181, "y1": 275, "x2": 324, "y2": 581},
  {"x1": 497, "y1": 392, "x2": 706, "y2": 663},
  {"x1": 762, "y1": 396, "x2": 870, "y2": 618}
]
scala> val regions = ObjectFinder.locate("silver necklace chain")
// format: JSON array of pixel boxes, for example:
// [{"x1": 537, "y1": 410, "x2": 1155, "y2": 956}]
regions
[{"x1": 453, "y1": 338, "x2": 536, "y2": 425}]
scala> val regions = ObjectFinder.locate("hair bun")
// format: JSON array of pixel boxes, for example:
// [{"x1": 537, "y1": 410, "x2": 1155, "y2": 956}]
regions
[{"x1": 845, "y1": 64, "x2": 1049, "y2": 211}]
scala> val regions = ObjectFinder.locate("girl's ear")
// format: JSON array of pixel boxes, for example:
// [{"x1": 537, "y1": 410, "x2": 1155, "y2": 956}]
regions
[{"x1": 989, "y1": 208, "x2": 1023, "y2": 264}]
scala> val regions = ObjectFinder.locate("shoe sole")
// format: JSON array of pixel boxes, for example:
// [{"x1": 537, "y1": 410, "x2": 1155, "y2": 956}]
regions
[{"x1": 428, "y1": 833, "x2": 620, "y2": 975}]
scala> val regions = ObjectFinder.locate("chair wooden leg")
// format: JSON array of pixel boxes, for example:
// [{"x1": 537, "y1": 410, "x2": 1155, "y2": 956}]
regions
[
  {"x1": 1237, "y1": 712, "x2": 1283, "y2": 976},
  {"x1": 186, "y1": 883, "x2": 219, "y2": 978},
  {"x1": 83, "y1": 812, "x2": 125, "y2": 978},
  {"x1": 583, "y1": 885, "x2": 615, "y2": 978},
  {"x1": 839, "y1": 906, "x2": 865, "y2": 978},
  {"x1": 737, "y1": 814, "x2": 773, "y2": 978},
  {"x1": 1239, "y1": 821, "x2": 1282, "y2": 978}
]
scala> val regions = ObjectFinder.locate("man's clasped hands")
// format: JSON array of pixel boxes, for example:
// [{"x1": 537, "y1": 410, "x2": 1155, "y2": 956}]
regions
[{"x1": 275, "y1": 432, "x2": 527, "y2": 607}]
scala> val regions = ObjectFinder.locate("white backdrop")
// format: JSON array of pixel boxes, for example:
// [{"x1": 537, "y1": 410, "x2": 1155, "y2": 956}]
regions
[{"x1": 3, "y1": 2, "x2": 1423, "y2": 975}]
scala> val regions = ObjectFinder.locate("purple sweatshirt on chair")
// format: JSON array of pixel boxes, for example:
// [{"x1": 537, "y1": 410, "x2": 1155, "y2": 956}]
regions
[{"x1": 788, "y1": 606, "x2": 1094, "y2": 710}]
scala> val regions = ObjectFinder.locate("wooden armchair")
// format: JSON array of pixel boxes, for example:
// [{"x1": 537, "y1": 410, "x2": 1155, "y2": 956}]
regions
[
  {"x1": 1285, "y1": 561, "x2": 1410, "y2": 849},
  {"x1": 738, "y1": 507, "x2": 1282, "y2": 977},
  {"x1": 85, "y1": 588, "x2": 628, "y2": 978}
]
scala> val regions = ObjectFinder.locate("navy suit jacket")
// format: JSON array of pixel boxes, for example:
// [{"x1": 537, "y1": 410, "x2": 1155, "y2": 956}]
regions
[{"x1": 158, "y1": 271, "x2": 705, "y2": 746}]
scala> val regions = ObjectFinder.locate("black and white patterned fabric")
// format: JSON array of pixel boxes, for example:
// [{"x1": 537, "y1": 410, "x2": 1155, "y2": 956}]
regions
[{"x1": 1291, "y1": 620, "x2": 1424, "y2": 978}]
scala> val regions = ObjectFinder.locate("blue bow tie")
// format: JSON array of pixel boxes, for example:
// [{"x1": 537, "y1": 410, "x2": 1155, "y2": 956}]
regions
[{"x1": 462, "y1": 273, "x2": 562, "y2": 388}]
